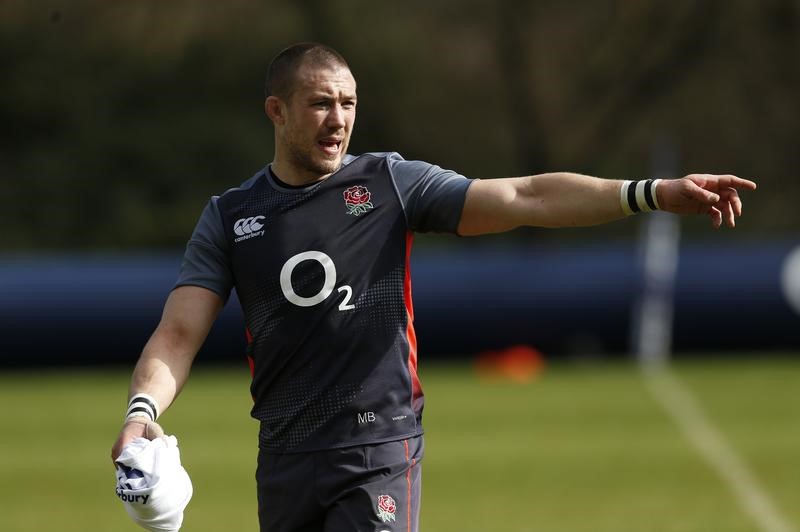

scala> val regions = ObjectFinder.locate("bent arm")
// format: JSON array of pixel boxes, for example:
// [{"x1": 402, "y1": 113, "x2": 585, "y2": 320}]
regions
[
  {"x1": 111, "y1": 285, "x2": 223, "y2": 461},
  {"x1": 457, "y1": 172, "x2": 757, "y2": 236}
]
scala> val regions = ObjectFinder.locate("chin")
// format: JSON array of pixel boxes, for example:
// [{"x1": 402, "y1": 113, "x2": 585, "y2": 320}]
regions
[{"x1": 314, "y1": 157, "x2": 342, "y2": 175}]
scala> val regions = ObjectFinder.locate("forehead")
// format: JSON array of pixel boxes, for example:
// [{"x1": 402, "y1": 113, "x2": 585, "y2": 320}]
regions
[{"x1": 293, "y1": 63, "x2": 356, "y2": 98}]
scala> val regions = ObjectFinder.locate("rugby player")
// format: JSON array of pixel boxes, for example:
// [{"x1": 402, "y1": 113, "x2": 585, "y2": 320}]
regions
[{"x1": 111, "y1": 42, "x2": 756, "y2": 532}]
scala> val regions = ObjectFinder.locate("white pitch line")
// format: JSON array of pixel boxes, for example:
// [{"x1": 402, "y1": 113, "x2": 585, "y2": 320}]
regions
[{"x1": 643, "y1": 365, "x2": 796, "y2": 532}]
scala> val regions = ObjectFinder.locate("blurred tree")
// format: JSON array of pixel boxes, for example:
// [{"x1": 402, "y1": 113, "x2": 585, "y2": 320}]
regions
[{"x1": 0, "y1": 0, "x2": 796, "y2": 250}]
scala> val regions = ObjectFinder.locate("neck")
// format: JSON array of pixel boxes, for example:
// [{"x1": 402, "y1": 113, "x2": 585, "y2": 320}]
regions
[{"x1": 270, "y1": 159, "x2": 330, "y2": 187}]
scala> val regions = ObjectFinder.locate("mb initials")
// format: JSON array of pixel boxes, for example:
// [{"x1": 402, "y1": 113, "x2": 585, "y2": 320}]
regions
[{"x1": 358, "y1": 411, "x2": 376, "y2": 424}]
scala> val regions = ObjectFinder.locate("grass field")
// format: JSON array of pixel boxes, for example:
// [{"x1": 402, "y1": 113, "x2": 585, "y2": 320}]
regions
[{"x1": 0, "y1": 355, "x2": 797, "y2": 532}]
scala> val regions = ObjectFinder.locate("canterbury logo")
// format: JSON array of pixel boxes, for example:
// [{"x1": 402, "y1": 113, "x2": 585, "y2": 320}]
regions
[
  {"x1": 233, "y1": 215, "x2": 266, "y2": 242},
  {"x1": 234, "y1": 216, "x2": 265, "y2": 235}
]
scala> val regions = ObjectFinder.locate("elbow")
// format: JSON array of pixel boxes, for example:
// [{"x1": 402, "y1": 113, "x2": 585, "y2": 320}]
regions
[
  {"x1": 516, "y1": 187, "x2": 557, "y2": 228},
  {"x1": 517, "y1": 177, "x2": 586, "y2": 228}
]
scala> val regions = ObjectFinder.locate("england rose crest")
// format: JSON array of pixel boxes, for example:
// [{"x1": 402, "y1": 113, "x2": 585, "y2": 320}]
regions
[
  {"x1": 343, "y1": 185, "x2": 374, "y2": 216},
  {"x1": 376, "y1": 494, "x2": 396, "y2": 523}
]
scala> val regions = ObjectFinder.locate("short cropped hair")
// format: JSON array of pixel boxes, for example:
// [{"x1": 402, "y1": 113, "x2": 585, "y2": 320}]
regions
[{"x1": 265, "y1": 42, "x2": 350, "y2": 100}]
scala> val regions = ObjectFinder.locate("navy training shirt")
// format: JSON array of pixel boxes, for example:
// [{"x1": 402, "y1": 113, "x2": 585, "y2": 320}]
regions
[{"x1": 175, "y1": 152, "x2": 473, "y2": 452}]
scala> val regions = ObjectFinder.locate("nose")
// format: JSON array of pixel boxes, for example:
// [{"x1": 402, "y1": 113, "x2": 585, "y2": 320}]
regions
[{"x1": 326, "y1": 104, "x2": 346, "y2": 129}]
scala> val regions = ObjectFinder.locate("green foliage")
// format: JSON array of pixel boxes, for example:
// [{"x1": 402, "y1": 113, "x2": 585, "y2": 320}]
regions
[
  {"x1": 0, "y1": 357, "x2": 797, "y2": 531},
  {"x1": 1, "y1": 0, "x2": 797, "y2": 249}
]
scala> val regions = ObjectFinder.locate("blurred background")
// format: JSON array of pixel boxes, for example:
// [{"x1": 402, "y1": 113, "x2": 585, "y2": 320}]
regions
[
  {"x1": 1, "y1": 2, "x2": 799, "y2": 531},
  {"x1": 2, "y1": 0, "x2": 799, "y2": 365}
]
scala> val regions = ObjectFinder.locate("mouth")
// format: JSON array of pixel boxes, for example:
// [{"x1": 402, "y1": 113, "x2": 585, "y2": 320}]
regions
[{"x1": 318, "y1": 138, "x2": 343, "y2": 156}]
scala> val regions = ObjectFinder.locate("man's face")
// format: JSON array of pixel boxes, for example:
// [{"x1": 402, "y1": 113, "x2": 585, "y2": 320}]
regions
[{"x1": 278, "y1": 63, "x2": 357, "y2": 180}]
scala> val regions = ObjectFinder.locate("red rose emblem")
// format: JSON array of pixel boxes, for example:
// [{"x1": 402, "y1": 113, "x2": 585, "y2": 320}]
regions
[
  {"x1": 376, "y1": 494, "x2": 396, "y2": 523},
  {"x1": 343, "y1": 186, "x2": 374, "y2": 216},
  {"x1": 343, "y1": 186, "x2": 371, "y2": 205},
  {"x1": 378, "y1": 495, "x2": 395, "y2": 514}
]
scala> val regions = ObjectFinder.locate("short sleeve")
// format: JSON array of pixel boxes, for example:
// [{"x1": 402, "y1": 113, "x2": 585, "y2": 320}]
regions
[
  {"x1": 387, "y1": 155, "x2": 473, "y2": 233},
  {"x1": 174, "y1": 198, "x2": 234, "y2": 301}
]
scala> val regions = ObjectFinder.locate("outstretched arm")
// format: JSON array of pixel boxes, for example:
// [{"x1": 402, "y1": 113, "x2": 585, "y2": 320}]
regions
[
  {"x1": 457, "y1": 172, "x2": 756, "y2": 236},
  {"x1": 110, "y1": 285, "x2": 224, "y2": 462}
]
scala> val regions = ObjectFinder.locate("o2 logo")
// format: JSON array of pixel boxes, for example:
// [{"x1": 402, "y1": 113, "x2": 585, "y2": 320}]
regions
[{"x1": 279, "y1": 251, "x2": 355, "y2": 311}]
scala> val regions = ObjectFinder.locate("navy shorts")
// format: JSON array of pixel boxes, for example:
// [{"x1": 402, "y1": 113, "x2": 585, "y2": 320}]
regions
[{"x1": 256, "y1": 436, "x2": 423, "y2": 532}]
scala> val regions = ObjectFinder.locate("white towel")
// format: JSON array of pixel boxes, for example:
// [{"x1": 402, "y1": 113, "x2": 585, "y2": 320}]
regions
[{"x1": 115, "y1": 435, "x2": 193, "y2": 532}]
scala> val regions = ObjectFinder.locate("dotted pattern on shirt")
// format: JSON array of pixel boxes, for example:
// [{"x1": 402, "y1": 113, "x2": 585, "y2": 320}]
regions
[
  {"x1": 241, "y1": 185, "x2": 320, "y2": 226},
  {"x1": 352, "y1": 266, "x2": 406, "y2": 334},
  {"x1": 243, "y1": 267, "x2": 323, "y2": 341},
  {"x1": 254, "y1": 375, "x2": 362, "y2": 450}
]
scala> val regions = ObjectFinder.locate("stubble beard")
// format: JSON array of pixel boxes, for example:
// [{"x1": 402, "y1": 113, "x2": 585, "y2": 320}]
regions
[{"x1": 287, "y1": 138, "x2": 344, "y2": 179}]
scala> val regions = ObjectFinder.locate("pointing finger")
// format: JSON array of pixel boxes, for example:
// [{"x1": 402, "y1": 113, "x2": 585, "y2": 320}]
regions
[{"x1": 716, "y1": 175, "x2": 757, "y2": 191}]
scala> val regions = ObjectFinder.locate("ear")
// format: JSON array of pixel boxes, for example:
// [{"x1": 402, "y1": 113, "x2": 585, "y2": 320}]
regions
[{"x1": 265, "y1": 96, "x2": 286, "y2": 126}]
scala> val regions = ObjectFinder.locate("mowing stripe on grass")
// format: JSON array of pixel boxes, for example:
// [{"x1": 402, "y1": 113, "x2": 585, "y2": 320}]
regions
[{"x1": 644, "y1": 366, "x2": 796, "y2": 532}]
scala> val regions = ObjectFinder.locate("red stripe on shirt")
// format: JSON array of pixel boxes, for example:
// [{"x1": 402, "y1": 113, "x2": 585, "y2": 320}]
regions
[
  {"x1": 245, "y1": 327, "x2": 255, "y2": 379},
  {"x1": 403, "y1": 231, "x2": 423, "y2": 408}
]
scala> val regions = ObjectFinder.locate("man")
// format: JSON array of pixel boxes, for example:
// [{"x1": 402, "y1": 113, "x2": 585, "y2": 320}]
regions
[{"x1": 112, "y1": 42, "x2": 756, "y2": 531}]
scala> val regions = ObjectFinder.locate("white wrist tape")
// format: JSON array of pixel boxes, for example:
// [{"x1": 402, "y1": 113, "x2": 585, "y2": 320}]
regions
[
  {"x1": 620, "y1": 179, "x2": 661, "y2": 215},
  {"x1": 125, "y1": 393, "x2": 160, "y2": 422}
]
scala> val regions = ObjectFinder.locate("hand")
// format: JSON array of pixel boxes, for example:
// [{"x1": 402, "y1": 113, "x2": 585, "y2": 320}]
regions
[
  {"x1": 656, "y1": 174, "x2": 757, "y2": 228},
  {"x1": 111, "y1": 418, "x2": 148, "y2": 464}
]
